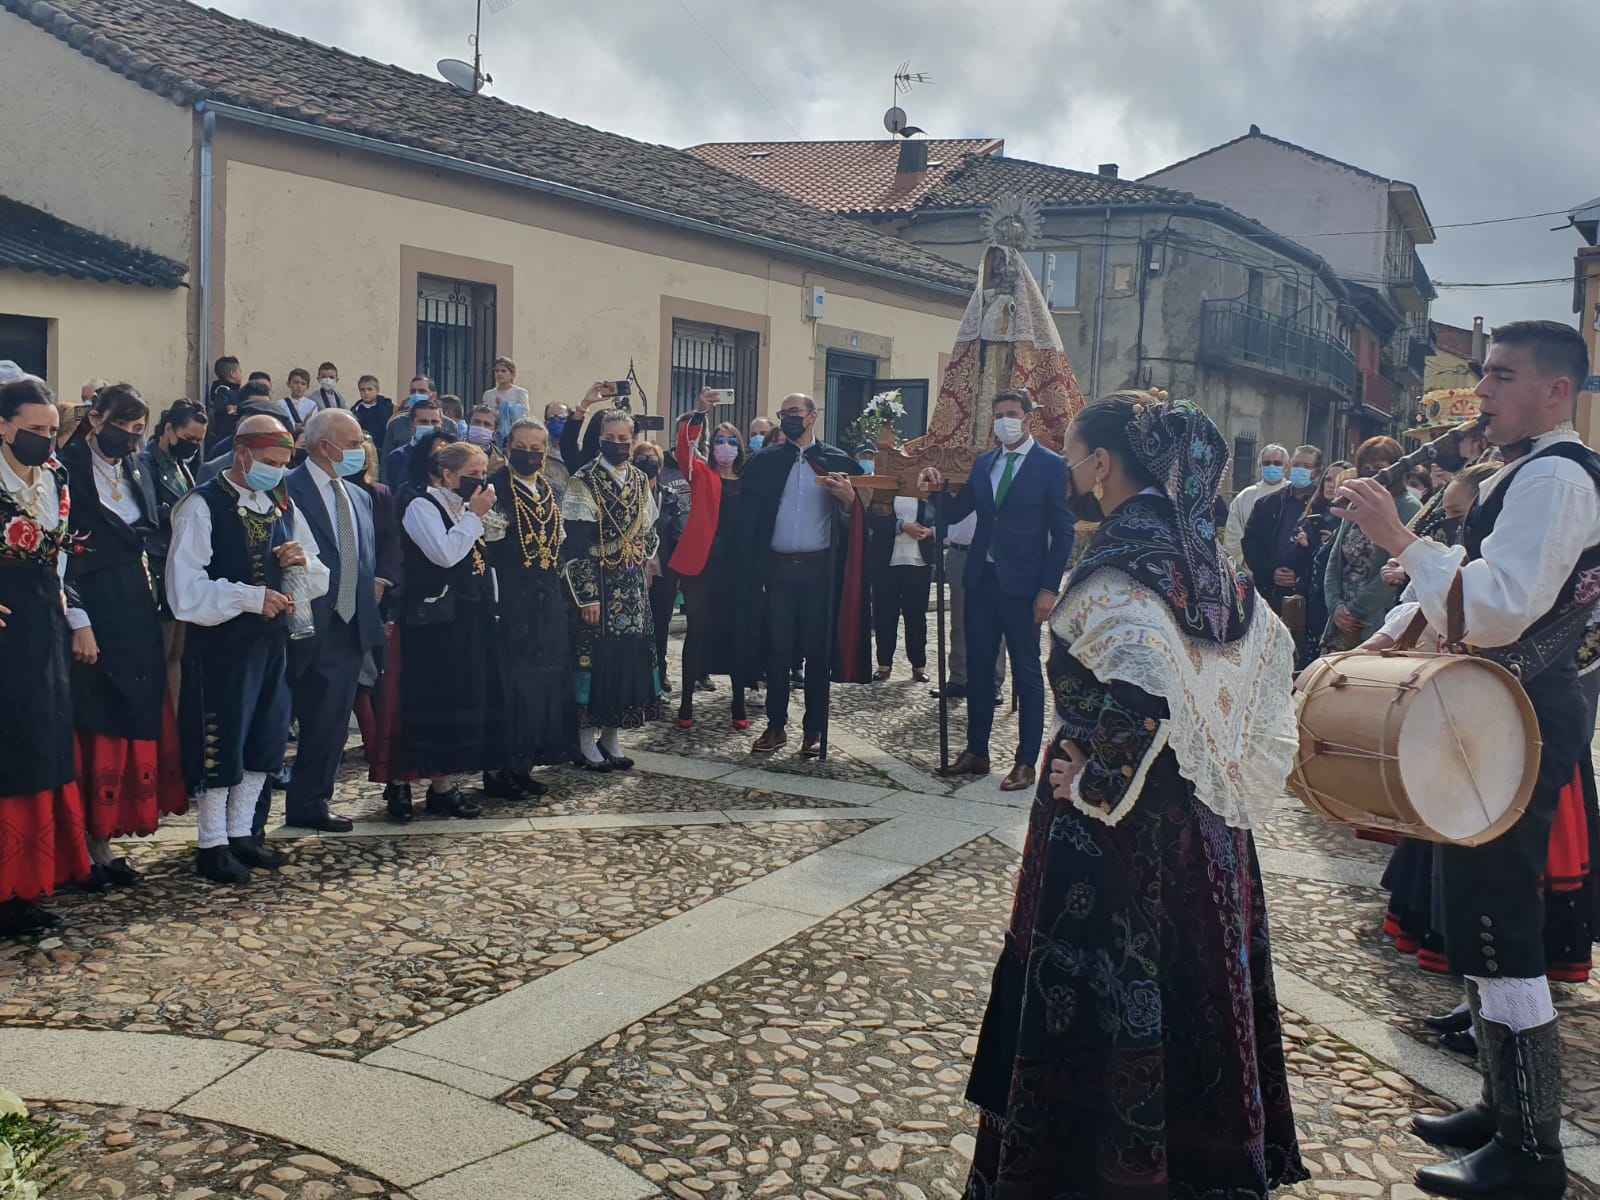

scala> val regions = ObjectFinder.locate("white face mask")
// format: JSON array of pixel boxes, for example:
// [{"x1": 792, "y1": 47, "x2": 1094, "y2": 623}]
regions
[
  {"x1": 993, "y1": 416, "x2": 1024, "y2": 445},
  {"x1": 319, "y1": 378, "x2": 336, "y2": 390}
]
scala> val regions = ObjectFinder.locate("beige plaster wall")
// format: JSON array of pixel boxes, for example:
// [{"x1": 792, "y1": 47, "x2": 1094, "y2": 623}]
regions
[
  {"x1": 217, "y1": 158, "x2": 959, "y2": 423},
  {"x1": 0, "y1": 271, "x2": 190, "y2": 406},
  {"x1": 0, "y1": 13, "x2": 194, "y2": 261}
]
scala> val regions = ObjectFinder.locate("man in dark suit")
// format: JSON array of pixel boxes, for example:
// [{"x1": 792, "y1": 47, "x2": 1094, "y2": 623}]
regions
[
  {"x1": 269, "y1": 409, "x2": 384, "y2": 833},
  {"x1": 919, "y1": 388, "x2": 1073, "y2": 791}
]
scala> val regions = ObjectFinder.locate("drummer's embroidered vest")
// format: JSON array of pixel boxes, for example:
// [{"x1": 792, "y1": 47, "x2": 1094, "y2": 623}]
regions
[{"x1": 1461, "y1": 439, "x2": 1600, "y2": 679}]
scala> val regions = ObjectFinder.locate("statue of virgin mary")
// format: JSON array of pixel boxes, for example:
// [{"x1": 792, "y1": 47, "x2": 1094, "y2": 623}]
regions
[{"x1": 917, "y1": 198, "x2": 1085, "y2": 451}]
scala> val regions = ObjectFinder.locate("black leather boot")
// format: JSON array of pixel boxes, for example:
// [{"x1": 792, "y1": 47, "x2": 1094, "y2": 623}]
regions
[
  {"x1": 1415, "y1": 988, "x2": 1495, "y2": 1152},
  {"x1": 1424, "y1": 1007, "x2": 1475, "y2": 1035},
  {"x1": 229, "y1": 835, "x2": 288, "y2": 872},
  {"x1": 195, "y1": 845, "x2": 252, "y2": 885},
  {"x1": 1415, "y1": 1013, "x2": 1567, "y2": 1200}
]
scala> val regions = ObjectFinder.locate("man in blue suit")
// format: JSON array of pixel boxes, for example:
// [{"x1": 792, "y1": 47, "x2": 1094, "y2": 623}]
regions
[
  {"x1": 272, "y1": 409, "x2": 385, "y2": 832},
  {"x1": 920, "y1": 388, "x2": 1073, "y2": 791}
]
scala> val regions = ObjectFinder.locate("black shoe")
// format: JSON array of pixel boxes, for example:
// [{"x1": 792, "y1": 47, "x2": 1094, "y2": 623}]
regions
[
  {"x1": 604, "y1": 754, "x2": 635, "y2": 771},
  {"x1": 695, "y1": 677, "x2": 716, "y2": 692},
  {"x1": 512, "y1": 771, "x2": 549, "y2": 799},
  {"x1": 0, "y1": 899, "x2": 58, "y2": 936},
  {"x1": 1440, "y1": 1029, "x2": 1478, "y2": 1057},
  {"x1": 1415, "y1": 1013, "x2": 1566, "y2": 1200},
  {"x1": 195, "y1": 846, "x2": 252, "y2": 885},
  {"x1": 384, "y1": 783, "x2": 413, "y2": 823},
  {"x1": 104, "y1": 858, "x2": 143, "y2": 888},
  {"x1": 424, "y1": 787, "x2": 481, "y2": 819},
  {"x1": 229, "y1": 835, "x2": 289, "y2": 872},
  {"x1": 1413, "y1": 1105, "x2": 1497, "y2": 1152},
  {"x1": 78, "y1": 864, "x2": 115, "y2": 894},
  {"x1": 931, "y1": 683, "x2": 966, "y2": 700},
  {"x1": 790, "y1": 668, "x2": 805, "y2": 685},
  {"x1": 286, "y1": 812, "x2": 355, "y2": 833},
  {"x1": 660, "y1": 679, "x2": 675, "y2": 696},
  {"x1": 1425, "y1": 1008, "x2": 1474, "y2": 1035}
]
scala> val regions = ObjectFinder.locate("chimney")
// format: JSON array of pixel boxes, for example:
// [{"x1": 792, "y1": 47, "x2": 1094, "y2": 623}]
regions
[
  {"x1": 1098, "y1": 163, "x2": 1119, "y2": 178},
  {"x1": 1471, "y1": 316, "x2": 1486, "y2": 363},
  {"x1": 895, "y1": 138, "x2": 929, "y2": 181}
]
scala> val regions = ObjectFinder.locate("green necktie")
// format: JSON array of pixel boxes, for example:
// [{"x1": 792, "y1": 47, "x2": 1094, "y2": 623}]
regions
[{"x1": 994, "y1": 452, "x2": 1020, "y2": 508}]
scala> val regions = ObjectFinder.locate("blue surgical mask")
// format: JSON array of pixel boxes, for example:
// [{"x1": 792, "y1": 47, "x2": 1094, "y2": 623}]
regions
[
  {"x1": 409, "y1": 393, "x2": 429, "y2": 407},
  {"x1": 1288, "y1": 466, "x2": 1313, "y2": 489},
  {"x1": 413, "y1": 424, "x2": 438, "y2": 444},
  {"x1": 1261, "y1": 465, "x2": 1285, "y2": 485},
  {"x1": 244, "y1": 455, "x2": 285, "y2": 492},
  {"x1": 857, "y1": 460, "x2": 875, "y2": 475},
  {"x1": 749, "y1": 434, "x2": 765, "y2": 451},
  {"x1": 547, "y1": 417, "x2": 567, "y2": 439},
  {"x1": 336, "y1": 447, "x2": 367, "y2": 477}
]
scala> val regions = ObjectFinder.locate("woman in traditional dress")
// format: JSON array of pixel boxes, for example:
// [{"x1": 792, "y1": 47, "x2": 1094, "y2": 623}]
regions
[
  {"x1": 0, "y1": 379, "x2": 92, "y2": 934},
  {"x1": 483, "y1": 419, "x2": 576, "y2": 799},
  {"x1": 60, "y1": 384, "x2": 186, "y2": 889},
  {"x1": 964, "y1": 391, "x2": 1306, "y2": 1200},
  {"x1": 348, "y1": 435, "x2": 400, "y2": 765},
  {"x1": 671, "y1": 394, "x2": 749, "y2": 729},
  {"x1": 1321, "y1": 438, "x2": 1420, "y2": 652},
  {"x1": 561, "y1": 409, "x2": 661, "y2": 771},
  {"x1": 396, "y1": 434, "x2": 503, "y2": 818}
]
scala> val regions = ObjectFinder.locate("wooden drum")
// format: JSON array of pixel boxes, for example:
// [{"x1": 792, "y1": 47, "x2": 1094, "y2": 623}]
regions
[{"x1": 1290, "y1": 650, "x2": 1540, "y2": 846}]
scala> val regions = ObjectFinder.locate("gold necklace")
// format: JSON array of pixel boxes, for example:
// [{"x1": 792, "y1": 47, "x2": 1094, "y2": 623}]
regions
[
  {"x1": 512, "y1": 475, "x2": 562, "y2": 571},
  {"x1": 8, "y1": 466, "x2": 46, "y2": 519},
  {"x1": 92, "y1": 453, "x2": 124, "y2": 503}
]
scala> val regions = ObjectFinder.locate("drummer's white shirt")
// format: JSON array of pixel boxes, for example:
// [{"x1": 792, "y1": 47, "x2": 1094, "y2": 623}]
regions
[{"x1": 1379, "y1": 427, "x2": 1600, "y2": 648}]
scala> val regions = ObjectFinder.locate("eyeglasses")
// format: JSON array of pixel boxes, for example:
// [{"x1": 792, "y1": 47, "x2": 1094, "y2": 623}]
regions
[
  {"x1": 777, "y1": 408, "x2": 807, "y2": 419},
  {"x1": 712, "y1": 436, "x2": 740, "y2": 446}
]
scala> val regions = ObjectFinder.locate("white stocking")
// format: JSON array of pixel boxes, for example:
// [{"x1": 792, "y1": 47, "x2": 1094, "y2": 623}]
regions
[
  {"x1": 1469, "y1": 975, "x2": 1557, "y2": 1031},
  {"x1": 600, "y1": 727, "x2": 622, "y2": 757},
  {"x1": 579, "y1": 727, "x2": 605, "y2": 764},
  {"x1": 226, "y1": 771, "x2": 265, "y2": 840},
  {"x1": 86, "y1": 837, "x2": 116, "y2": 867},
  {"x1": 196, "y1": 787, "x2": 229, "y2": 849}
]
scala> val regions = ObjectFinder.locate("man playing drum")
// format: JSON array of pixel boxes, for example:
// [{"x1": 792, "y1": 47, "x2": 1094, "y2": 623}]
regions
[{"x1": 1341, "y1": 320, "x2": 1598, "y2": 1200}]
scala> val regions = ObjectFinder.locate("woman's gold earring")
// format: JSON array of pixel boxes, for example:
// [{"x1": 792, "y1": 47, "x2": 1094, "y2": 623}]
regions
[{"x1": 1093, "y1": 482, "x2": 1105, "y2": 502}]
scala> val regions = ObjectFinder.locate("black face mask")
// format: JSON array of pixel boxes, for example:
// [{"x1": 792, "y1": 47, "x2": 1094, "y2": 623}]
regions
[
  {"x1": 8, "y1": 428, "x2": 54, "y2": 468},
  {"x1": 509, "y1": 449, "x2": 544, "y2": 477},
  {"x1": 779, "y1": 414, "x2": 808, "y2": 442},
  {"x1": 95, "y1": 424, "x2": 140, "y2": 460},
  {"x1": 172, "y1": 437, "x2": 203, "y2": 462},
  {"x1": 636, "y1": 456, "x2": 660, "y2": 479},
  {"x1": 600, "y1": 441, "x2": 632, "y2": 466},
  {"x1": 290, "y1": 448, "x2": 309, "y2": 468},
  {"x1": 455, "y1": 476, "x2": 486, "y2": 502}
]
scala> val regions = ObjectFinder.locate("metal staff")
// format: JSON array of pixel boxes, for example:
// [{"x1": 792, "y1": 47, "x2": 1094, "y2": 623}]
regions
[
  {"x1": 932, "y1": 488, "x2": 950, "y2": 773},
  {"x1": 818, "y1": 486, "x2": 838, "y2": 763}
]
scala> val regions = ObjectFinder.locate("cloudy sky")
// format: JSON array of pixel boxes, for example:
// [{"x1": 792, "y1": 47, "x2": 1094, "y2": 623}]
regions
[{"x1": 219, "y1": 0, "x2": 1597, "y2": 331}]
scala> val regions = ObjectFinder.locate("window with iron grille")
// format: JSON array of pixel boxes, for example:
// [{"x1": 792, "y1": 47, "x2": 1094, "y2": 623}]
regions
[
  {"x1": 416, "y1": 276, "x2": 496, "y2": 406},
  {"x1": 670, "y1": 319, "x2": 760, "y2": 434},
  {"x1": 0, "y1": 313, "x2": 48, "y2": 381},
  {"x1": 1231, "y1": 435, "x2": 1257, "y2": 494}
]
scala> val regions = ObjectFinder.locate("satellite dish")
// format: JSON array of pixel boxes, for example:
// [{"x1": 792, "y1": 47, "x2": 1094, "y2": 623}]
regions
[
  {"x1": 438, "y1": 58, "x2": 481, "y2": 92},
  {"x1": 884, "y1": 106, "x2": 908, "y2": 136}
]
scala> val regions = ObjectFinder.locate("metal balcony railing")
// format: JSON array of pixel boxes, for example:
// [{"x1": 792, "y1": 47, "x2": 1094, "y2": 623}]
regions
[{"x1": 1199, "y1": 301, "x2": 1357, "y2": 395}]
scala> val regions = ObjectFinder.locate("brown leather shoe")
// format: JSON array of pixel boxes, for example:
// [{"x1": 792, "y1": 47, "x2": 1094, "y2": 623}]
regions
[
  {"x1": 752, "y1": 726, "x2": 787, "y2": 754},
  {"x1": 939, "y1": 751, "x2": 991, "y2": 778},
  {"x1": 1000, "y1": 763, "x2": 1037, "y2": 792},
  {"x1": 800, "y1": 731, "x2": 823, "y2": 757}
]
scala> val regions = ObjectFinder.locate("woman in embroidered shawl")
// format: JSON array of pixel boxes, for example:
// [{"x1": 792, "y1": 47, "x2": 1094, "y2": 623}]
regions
[
  {"x1": 560, "y1": 409, "x2": 662, "y2": 770},
  {"x1": 964, "y1": 392, "x2": 1306, "y2": 1200}
]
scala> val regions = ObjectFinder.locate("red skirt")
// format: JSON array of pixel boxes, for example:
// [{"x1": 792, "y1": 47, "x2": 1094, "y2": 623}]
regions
[
  {"x1": 0, "y1": 782, "x2": 91, "y2": 902},
  {"x1": 76, "y1": 700, "x2": 188, "y2": 840},
  {"x1": 366, "y1": 627, "x2": 418, "y2": 784}
]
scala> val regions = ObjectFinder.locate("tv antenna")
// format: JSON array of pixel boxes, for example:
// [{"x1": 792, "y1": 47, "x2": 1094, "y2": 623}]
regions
[
  {"x1": 884, "y1": 61, "x2": 932, "y2": 138},
  {"x1": 437, "y1": 0, "x2": 515, "y2": 94}
]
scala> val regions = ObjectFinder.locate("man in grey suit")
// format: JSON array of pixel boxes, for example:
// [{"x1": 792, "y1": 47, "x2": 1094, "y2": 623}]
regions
[{"x1": 272, "y1": 409, "x2": 385, "y2": 832}]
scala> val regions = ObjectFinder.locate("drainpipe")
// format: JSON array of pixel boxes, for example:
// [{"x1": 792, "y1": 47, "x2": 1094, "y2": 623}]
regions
[
  {"x1": 1089, "y1": 206, "x2": 1111, "y2": 400},
  {"x1": 196, "y1": 105, "x2": 216, "y2": 401}
]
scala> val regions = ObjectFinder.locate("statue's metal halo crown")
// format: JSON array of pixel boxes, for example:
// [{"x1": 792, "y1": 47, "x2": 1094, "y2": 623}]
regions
[{"x1": 980, "y1": 195, "x2": 1045, "y2": 250}]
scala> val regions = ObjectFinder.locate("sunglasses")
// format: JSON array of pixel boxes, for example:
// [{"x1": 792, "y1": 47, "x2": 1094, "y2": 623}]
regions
[{"x1": 712, "y1": 436, "x2": 740, "y2": 446}]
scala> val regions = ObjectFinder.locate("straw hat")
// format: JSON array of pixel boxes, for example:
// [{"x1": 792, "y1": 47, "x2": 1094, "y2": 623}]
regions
[{"x1": 1403, "y1": 388, "x2": 1481, "y2": 442}]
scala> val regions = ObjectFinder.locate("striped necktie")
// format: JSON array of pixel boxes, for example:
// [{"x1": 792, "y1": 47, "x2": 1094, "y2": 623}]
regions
[{"x1": 333, "y1": 479, "x2": 357, "y2": 624}]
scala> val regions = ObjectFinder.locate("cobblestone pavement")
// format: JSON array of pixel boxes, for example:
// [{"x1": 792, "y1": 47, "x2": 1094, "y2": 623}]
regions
[
  {"x1": 0, "y1": 820, "x2": 873, "y2": 1054},
  {"x1": 44, "y1": 1102, "x2": 406, "y2": 1200},
  {"x1": 5, "y1": 629, "x2": 1598, "y2": 1199}
]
